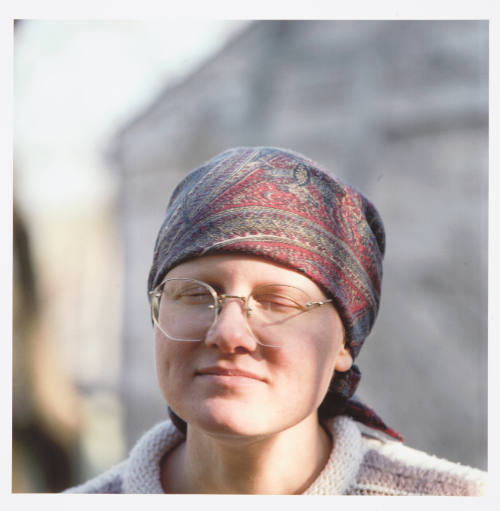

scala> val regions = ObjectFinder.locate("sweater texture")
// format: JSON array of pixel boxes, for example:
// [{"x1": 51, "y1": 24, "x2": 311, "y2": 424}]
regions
[{"x1": 64, "y1": 416, "x2": 486, "y2": 495}]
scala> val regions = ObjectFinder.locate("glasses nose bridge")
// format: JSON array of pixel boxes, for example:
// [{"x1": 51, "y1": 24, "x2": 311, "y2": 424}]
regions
[{"x1": 217, "y1": 294, "x2": 252, "y2": 316}]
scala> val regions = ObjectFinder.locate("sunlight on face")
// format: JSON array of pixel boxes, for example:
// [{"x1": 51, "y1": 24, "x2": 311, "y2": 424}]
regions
[{"x1": 154, "y1": 254, "x2": 352, "y2": 439}]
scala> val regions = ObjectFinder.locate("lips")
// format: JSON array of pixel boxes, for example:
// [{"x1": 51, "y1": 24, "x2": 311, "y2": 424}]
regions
[{"x1": 196, "y1": 366, "x2": 266, "y2": 382}]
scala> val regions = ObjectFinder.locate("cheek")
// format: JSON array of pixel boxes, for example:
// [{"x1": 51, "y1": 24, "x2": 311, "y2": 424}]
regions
[
  {"x1": 154, "y1": 336, "x2": 169, "y2": 392},
  {"x1": 277, "y1": 319, "x2": 343, "y2": 402},
  {"x1": 154, "y1": 334, "x2": 194, "y2": 402},
  {"x1": 269, "y1": 345, "x2": 336, "y2": 406}
]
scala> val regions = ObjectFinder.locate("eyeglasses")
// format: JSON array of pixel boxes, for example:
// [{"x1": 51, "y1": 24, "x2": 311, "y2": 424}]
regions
[{"x1": 149, "y1": 278, "x2": 333, "y2": 348}]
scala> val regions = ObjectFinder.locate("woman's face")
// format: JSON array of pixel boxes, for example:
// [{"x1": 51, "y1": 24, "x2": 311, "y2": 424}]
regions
[{"x1": 154, "y1": 254, "x2": 352, "y2": 439}]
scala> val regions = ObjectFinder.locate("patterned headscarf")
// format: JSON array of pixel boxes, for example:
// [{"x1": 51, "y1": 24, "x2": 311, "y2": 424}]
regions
[{"x1": 148, "y1": 146, "x2": 402, "y2": 441}]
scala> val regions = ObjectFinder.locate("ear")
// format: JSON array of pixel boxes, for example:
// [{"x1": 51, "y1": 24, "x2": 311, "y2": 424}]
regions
[{"x1": 334, "y1": 345, "x2": 353, "y2": 372}]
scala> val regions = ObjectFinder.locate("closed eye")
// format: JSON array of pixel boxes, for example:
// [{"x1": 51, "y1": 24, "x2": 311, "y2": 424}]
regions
[
  {"x1": 166, "y1": 285, "x2": 212, "y2": 305},
  {"x1": 251, "y1": 293, "x2": 305, "y2": 313},
  {"x1": 178, "y1": 292, "x2": 212, "y2": 304}
]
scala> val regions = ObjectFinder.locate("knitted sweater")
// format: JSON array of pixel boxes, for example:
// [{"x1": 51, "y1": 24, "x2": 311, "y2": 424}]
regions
[{"x1": 64, "y1": 416, "x2": 486, "y2": 495}]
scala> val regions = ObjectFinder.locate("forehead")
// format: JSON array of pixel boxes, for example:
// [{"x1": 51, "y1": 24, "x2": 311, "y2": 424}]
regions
[{"x1": 165, "y1": 254, "x2": 326, "y2": 296}]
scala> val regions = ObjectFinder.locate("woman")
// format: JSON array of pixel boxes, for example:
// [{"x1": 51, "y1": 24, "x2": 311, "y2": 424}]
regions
[{"x1": 65, "y1": 147, "x2": 486, "y2": 495}]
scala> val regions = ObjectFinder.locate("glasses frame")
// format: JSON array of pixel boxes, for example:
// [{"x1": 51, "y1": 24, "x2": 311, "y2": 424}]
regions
[{"x1": 149, "y1": 277, "x2": 333, "y2": 347}]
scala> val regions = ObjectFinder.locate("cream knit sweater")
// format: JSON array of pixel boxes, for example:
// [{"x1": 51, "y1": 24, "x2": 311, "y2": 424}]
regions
[{"x1": 64, "y1": 416, "x2": 486, "y2": 495}]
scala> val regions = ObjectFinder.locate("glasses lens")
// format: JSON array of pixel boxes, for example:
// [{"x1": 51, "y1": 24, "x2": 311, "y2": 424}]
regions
[
  {"x1": 156, "y1": 279, "x2": 216, "y2": 341},
  {"x1": 248, "y1": 285, "x2": 311, "y2": 328}
]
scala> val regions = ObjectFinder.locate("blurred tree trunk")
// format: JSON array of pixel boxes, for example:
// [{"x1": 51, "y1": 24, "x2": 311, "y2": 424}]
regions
[{"x1": 12, "y1": 203, "x2": 81, "y2": 492}]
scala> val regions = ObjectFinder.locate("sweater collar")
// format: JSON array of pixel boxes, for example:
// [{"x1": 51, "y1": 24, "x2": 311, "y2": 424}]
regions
[{"x1": 123, "y1": 415, "x2": 364, "y2": 494}]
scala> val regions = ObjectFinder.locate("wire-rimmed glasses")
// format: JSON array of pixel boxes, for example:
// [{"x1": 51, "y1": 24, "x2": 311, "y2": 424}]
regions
[{"x1": 149, "y1": 278, "x2": 333, "y2": 348}]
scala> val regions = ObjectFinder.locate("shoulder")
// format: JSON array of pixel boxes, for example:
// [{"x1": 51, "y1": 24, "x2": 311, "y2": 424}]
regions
[
  {"x1": 62, "y1": 461, "x2": 127, "y2": 494},
  {"x1": 63, "y1": 420, "x2": 184, "y2": 494},
  {"x1": 348, "y1": 429, "x2": 487, "y2": 496}
]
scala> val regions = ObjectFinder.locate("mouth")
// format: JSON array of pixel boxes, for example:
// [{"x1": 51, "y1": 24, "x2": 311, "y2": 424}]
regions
[{"x1": 196, "y1": 366, "x2": 266, "y2": 383}]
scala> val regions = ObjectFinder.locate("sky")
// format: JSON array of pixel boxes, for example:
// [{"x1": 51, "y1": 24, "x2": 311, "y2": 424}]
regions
[{"x1": 14, "y1": 20, "x2": 247, "y2": 214}]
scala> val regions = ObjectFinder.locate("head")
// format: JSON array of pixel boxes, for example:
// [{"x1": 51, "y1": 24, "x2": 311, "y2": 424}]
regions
[{"x1": 148, "y1": 147, "x2": 385, "y2": 435}]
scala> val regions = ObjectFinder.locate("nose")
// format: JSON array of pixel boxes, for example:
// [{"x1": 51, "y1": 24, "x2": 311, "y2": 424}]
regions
[{"x1": 204, "y1": 298, "x2": 258, "y2": 353}]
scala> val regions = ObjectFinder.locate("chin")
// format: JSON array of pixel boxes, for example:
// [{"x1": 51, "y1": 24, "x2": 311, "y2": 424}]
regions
[{"x1": 185, "y1": 399, "x2": 272, "y2": 438}]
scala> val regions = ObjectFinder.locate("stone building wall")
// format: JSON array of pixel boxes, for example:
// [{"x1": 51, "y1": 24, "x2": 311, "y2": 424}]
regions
[{"x1": 109, "y1": 20, "x2": 488, "y2": 469}]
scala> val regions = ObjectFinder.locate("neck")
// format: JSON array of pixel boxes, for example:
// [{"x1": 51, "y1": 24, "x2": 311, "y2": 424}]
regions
[{"x1": 161, "y1": 414, "x2": 332, "y2": 494}]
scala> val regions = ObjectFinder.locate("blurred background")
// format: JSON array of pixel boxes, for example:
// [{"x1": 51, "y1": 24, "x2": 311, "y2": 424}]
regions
[{"x1": 13, "y1": 20, "x2": 488, "y2": 492}]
